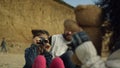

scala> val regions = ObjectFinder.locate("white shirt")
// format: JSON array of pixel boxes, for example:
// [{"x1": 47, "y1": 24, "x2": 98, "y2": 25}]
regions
[{"x1": 50, "y1": 34, "x2": 71, "y2": 58}]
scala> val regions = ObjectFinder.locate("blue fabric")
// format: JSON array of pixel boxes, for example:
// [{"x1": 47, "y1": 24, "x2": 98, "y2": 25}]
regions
[
  {"x1": 70, "y1": 31, "x2": 90, "y2": 51},
  {"x1": 44, "y1": 51, "x2": 52, "y2": 68},
  {"x1": 60, "y1": 50, "x2": 76, "y2": 68},
  {"x1": 23, "y1": 44, "x2": 38, "y2": 68},
  {"x1": 23, "y1": 44, "x2": 52, "y2": 68}
]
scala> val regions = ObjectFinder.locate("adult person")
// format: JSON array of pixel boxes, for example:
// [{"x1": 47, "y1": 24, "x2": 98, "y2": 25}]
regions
[
  {"x1": 70, "y1": 18, "x2": 120, "y2": 68},
  {"x1": 68, "y1": 24, "x2": 106, "y2": 68},
  {"x1": 0, "y1": 37, "x2": 7, "y2": 53},
  {"x1": 23, "y1": 30, "x2": 52, "y2": 68},
  {"x1": 68, "y1": 1, "x2": 120, "y2": 67},
  {"x1": 50, "y1": 19, "x2": 81, "y2": 68}
]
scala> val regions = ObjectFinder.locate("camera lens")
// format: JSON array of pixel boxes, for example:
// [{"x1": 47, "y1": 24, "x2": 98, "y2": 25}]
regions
[{"x1": 44, "y1": 40, "x2": 49, "y2": 43}]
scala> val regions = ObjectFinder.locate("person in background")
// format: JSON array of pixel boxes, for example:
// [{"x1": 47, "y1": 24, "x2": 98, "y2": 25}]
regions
[
  {"x1": 0, "y1": 37, "x2": 7, "y2": 53},
  {"x1": 49, "y1": 19, "x2": 81, "y2": 68},
  {"x1": 23, "y1": 30, "x2": 52, "y2": 68}
]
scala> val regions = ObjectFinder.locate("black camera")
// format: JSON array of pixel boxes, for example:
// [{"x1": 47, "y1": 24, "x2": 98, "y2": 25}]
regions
[{"x1": 37, "y1": 37, "x2": 49, "y2": 45}]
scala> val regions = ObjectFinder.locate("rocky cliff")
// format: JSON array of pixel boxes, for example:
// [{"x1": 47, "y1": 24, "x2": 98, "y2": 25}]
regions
[{"x1": 0, "y1": 0, "x2": 75, "y2": 44}]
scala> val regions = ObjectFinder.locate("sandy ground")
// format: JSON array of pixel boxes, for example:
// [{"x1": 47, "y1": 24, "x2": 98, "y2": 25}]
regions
[
  {"x1": 0, "y1": 52, "x2": 107, "y2": 68},
  {"x1": 0, "y1": 52, "x2": 25, "y2": 68}
]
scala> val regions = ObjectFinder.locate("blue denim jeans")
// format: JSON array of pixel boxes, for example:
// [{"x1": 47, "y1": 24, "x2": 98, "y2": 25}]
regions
[{"x1": 60, "y1": 50, "x2": 76, "y2": 68}]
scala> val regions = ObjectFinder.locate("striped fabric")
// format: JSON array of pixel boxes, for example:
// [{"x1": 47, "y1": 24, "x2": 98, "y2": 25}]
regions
[{"x1": 69, "y1": 31, "x2": 90, "y2": 51}]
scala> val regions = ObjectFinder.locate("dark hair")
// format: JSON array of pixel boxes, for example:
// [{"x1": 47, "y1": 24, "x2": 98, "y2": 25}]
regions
[
  {"x1": 32, "y1": 29, "x2": 49, "y2": 38},
  {"x1": 43, "y1": 30, "x2": 50, "y2": 36},
  {"x1": 98, "y1": 0, "x2": 120, "y2": 53}
]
